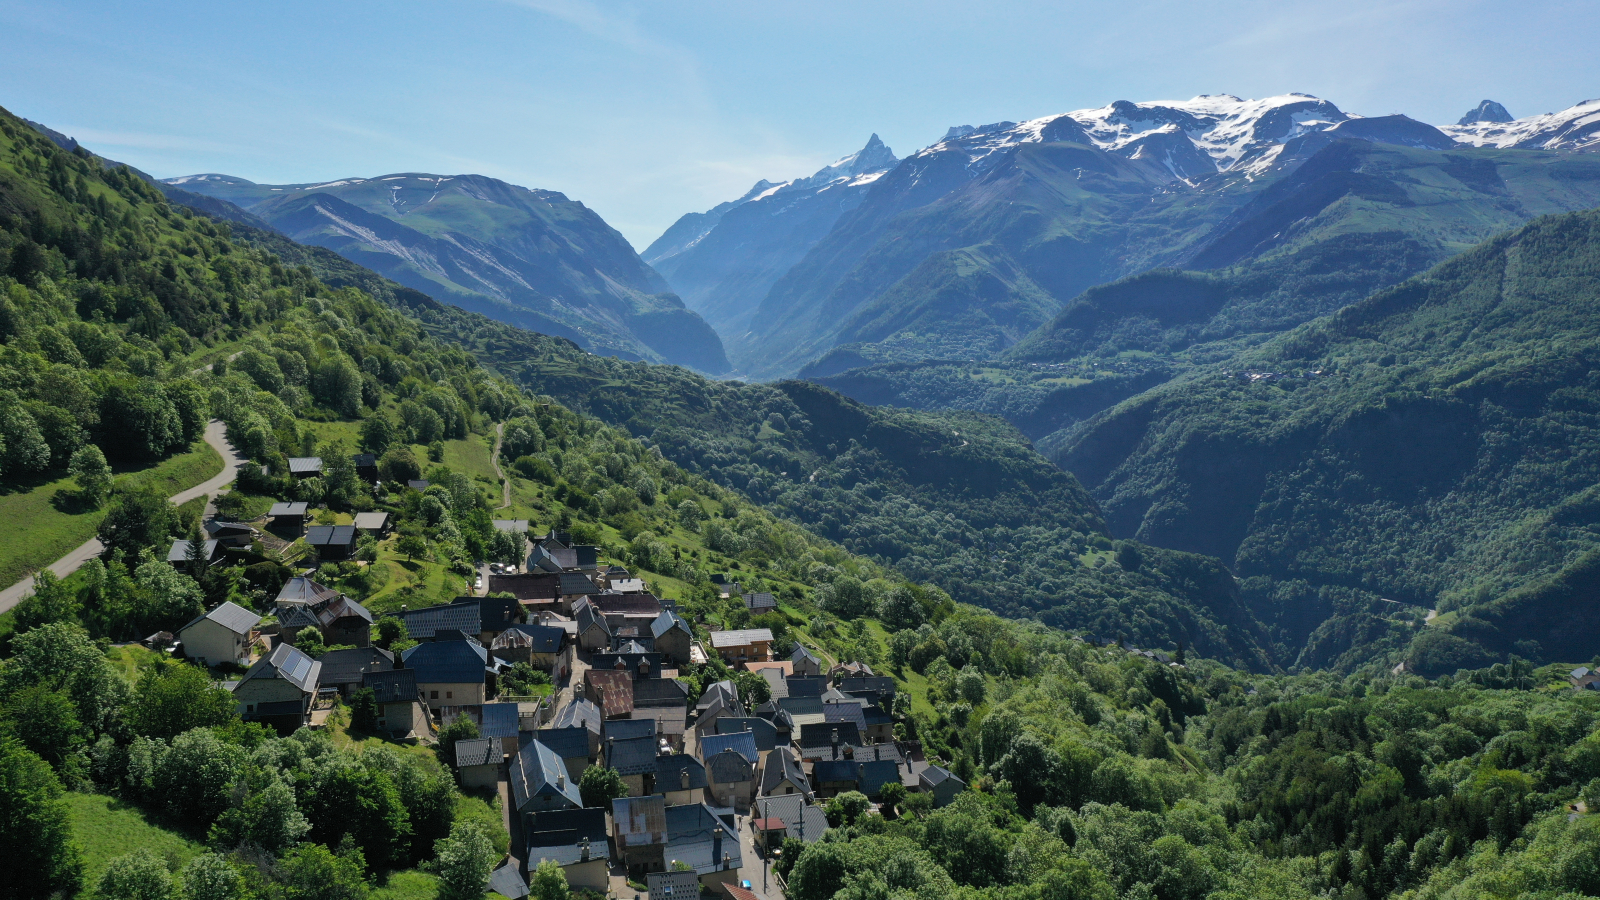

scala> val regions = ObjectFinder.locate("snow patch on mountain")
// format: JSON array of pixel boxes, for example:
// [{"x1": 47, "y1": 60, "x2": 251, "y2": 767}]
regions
[{"x1": 1441, "y1": 98, "x2": 1600, "y2": 151}]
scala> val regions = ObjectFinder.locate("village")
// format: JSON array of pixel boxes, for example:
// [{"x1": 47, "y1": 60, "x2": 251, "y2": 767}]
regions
[{"x1": 167, "y1": 521, "x2": 967, "y2": 900}]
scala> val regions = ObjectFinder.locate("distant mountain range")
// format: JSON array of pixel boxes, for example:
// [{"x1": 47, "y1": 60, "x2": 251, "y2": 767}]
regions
[
  {"x1": 644, "y1": 94, "x2": 1600, "y2": 380},
  {"x1": 161, "y1": 172, "x2": 730, "y2": 373}
]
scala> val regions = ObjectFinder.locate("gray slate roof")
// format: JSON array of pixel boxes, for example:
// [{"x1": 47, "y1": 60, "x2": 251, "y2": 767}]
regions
[
  {"x1": 316, "y1": 647, "x2": 394, "y2": 687},
  {"x1": 269, "y1": 501, "x2": 309, "y2": 517},
  {"x1": 275, "y1": 576, "x2": 339, "y2": 605},
  {"x1": 181, "y1": 600, "x2": 261, "y2": 638},
  {"x1": 478, "y1": 703, "x2": 520, "y2": 739},
  {"x1": 455, "y1": 737, "x2": 500, "y2": 767},
  {"x1": 709, "y1": 628, "x2": 773, "y2": 649},
  {"x1": 510, "y1": 739, "x2": 581, "y2": 811},
  {"x1": 287, "y1": 457, "x2": 323, "y2": 475},
  {"x1": 363, "y1": 669, "x2": 419, "y2": 704},
  {"x1": 716, "y1": 717, "x2": 777, "y2": 752},
  {"x1": 400, "y1": 638, "x2": 492, "y2": 684},
  {"x1": 761, "y1": 746, "x2": 809, "y2": 796},
  {"x1": 663, "y1": 803, "x2": 742, "y2": 875},
  {"x1": 604, "y1": 735, "x2": 659, "y2": 776},
  {"x1": 167, "y1": 538, "x2": 218, "y2": 563},
  {"x1": 753, "y1": 795, "x2": 828, "y2": 843},
  {"x1": 353, "y1": 511, "x2": 389, "y2": 530},
  {"x1": 650, "y1": 610, "x2": 692, "y2": 640},
  {"x1": 812, "y1": 760, "x2": 858, "y2": 785},
  {"x1": 553, "y1": 697, "x2": 602, "y2": 734},
  {"x1": 603, "y1": 717, "x2": 656, "y2": 743},
  {"x1": 532, "y1": 726, "x2": 590, "y2": 760},
  {"x1": 656, "y1": 753, "x2": 708, "y2": 792}
]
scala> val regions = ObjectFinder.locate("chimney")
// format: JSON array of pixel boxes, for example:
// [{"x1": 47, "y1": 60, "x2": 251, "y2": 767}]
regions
[
  {"x1": 681, "y1": 768, "x2": 690, "y2": 791},
  {"x1": 557, "y1": 770, "x2": 565, "y2": 788},
  {"x1": 580, "y1": 836, "x2": 590, "y2": 862},
  {"x1": 606, "y1": 736, "x2": 614, "y2": 764},
  {"x1": 875, "y1": 746, "x2": 880, "y2": 761},
  {"x1": 712, "y1": 831, "x2": 722, "y2": 867}
]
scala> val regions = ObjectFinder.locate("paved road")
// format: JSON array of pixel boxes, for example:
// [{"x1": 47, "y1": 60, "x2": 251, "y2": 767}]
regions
[{"x1": 0, "y1": 420, "x2": 246, "y2": 614}]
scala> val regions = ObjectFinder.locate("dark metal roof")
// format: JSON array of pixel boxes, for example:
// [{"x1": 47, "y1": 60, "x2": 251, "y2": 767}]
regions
[
  {"x1": 478, "y1": 703, "x2": 520, "y2": 740},
  {"x1": 269, "y1": 501, "x2": 309, "y2": 517},
  {"x1": 363, "y1": 669, "x2": 419, "y2": 704},
  {"x1": 796, "y1": 722, "x2": 860, "y2": 754},
  {"x1": 500, "y1": 623, "x2": 565, "y2": 654},
  {"x1": 489, "y1": 572, "x2": 561, "y2": 601},
  {"x1": 742, "y1": 592, "x2": 777, "y2": 611},
  {"x1": 167, "y1": 538, "x2": 219, "y2": 563},
  {"x1": 841, "y1": 676, "x2": 897, "y2": 695},
  {"x1": 785, "y1": 677, "x2": 827, "y2": 697},
  {"x1": 527, "y1": 807, "x2": 610, "y2": 866},
  {"x1": 306, "y1": 525, "x2": 357, "y2": 547},
  {"x1": 812, "y1": 760, "x2": 858, "y2": 784},
  {"x1": 590, "y1": 593, "x2": 663, "y2": 617},
  {"x1": 287, "y1": 457, "x2": 323, "y2": 475},
  {"x1": 650, "y1": 610, "x2": 691, "y2": 640},
  {"x1": 921, "y1": 765, "x2": 964, "y2": 789},
  {"x1": 858, "y1": 760, "x2": 902, "y2": 797},
  {"x1": 559, "y1": 573, "x2": 599, "y2": 595},
  {"x1": 574, "y1": 601, "x2": 611, "y2": 637},
  {"x1": 790, "y1": 644, "x2": 820, "y2": 665},
  {"x1": 823, "y1": 702, "x2": 867, "y2": 734},
  {"x1": 698, "y1": 730, "x2": 759, "y2": 766}
]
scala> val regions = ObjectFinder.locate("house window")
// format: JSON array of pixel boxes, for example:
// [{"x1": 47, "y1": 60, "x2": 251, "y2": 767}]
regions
[
  {"x1": 430, "y1": 691, "x2": 439, "y2": 700},
  {"x1": 247, "y1": 704, "x2": 254, "y2": 712},
  {"x1": 446, "y1": 691, "x2": 453, "y2": 699}
]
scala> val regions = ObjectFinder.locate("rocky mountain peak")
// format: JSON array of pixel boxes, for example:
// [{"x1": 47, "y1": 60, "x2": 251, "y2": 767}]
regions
[{"x1": 1458, "y1": 99, "x2": 1514, "y2": 125}]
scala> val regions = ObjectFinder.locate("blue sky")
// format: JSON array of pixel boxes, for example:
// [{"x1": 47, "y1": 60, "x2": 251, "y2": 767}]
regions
[{"x1": 1, "y1": 0, "x2": 1595, "y2": 248}]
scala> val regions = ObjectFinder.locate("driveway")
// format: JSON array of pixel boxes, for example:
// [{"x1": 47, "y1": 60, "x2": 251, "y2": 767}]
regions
[{"x1": 0, "y1": 420, "x2": 246, "y2": 613}]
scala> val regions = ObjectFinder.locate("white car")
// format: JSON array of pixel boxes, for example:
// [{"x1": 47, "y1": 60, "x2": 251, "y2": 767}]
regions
[{"x1": 474, "y1": 576, "x2": 484, "y2": 590}]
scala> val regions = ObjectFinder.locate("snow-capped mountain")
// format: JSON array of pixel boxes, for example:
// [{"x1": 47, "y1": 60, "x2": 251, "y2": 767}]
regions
[
  {"x1": 908, "y1": 93, "x2": 1353, "y2": 183},
  {"x1": 1442, "y1": 98, "x2": 1600, "y2": 151},
  {"x1": 643, "y1": 135, "x2": 898, "y2": 337}
]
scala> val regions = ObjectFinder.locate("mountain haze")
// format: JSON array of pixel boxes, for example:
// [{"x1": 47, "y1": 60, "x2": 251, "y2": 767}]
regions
[{"x1": 165, "y1": 171, "x2": 730, "y2": 373}]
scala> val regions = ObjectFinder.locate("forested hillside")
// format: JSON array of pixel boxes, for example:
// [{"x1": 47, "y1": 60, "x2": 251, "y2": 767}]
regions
[
  {"x1": 5, "y1": 97, "x2": 1600, "y2": 900},
  {"x1": 1056, "y1": 208, "x2": 1600, "y2": 674}
]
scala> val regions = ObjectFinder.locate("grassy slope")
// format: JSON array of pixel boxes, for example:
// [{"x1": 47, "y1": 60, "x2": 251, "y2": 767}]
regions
[
  {"x1": 0, "y1": 439, "x2": 222, "y2": 587},
  {"x1": 66, "y1": 793, "x2": 205, "y2": 885}
]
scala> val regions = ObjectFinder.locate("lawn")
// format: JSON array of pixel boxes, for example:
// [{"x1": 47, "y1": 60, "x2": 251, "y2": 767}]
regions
[
  {"x1": 0, "y1": 439, "x2": 223, "y2": 588},
  {"x1": 441, "y1": 432, "x2": 500, "y2": 486},
  {"x1": 104, "y1": 643, "x2": 163, "y2": 684},
  {"x1": 66, "y1": 792, "x2": 204, "y2": 886}
]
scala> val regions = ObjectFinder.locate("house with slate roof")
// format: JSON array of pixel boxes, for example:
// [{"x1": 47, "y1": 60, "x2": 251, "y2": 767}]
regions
[
  {"x1": 525, "y1": 807, "x2": 610, "y2": 893},
  {"x1": 603, "y1": 735, "x2": 661, "y2": 797},
  {"x1": 351, "y1": 453, "x2": 378, "y2": 483},
  {"x1": 760, "y1": 746, "x2": 810, "y2": 799},
  {"x1": 306, "y1": 524, "x2": 358, "y2": 561},
  {"x1": 812, "y1": 759, "x2": 859, "y2": 797},
  {"x1": 552, "y1": 697, "x2": 603, "y2": 756},
  {"x1": 401, "y1": 637, "x2": 496, "y2": 708},
  {"x1": 858, "y1": 758, "x2": 902, "y2": 799},
  {"x1": 203, "y1": 519, "x2": 254, "y2": 548},
  {"x1": 656, "y1": 753, "x2": 709, "y2": 806},
  {"x1": 491, "y1": 622, "x2": 566, "y2": 669},
  {"x1": 632, "y1": 678, "x2": 690, "y2": 710},
  {"x1": 795, "y1": 722, "x2": 861, "y2": 761},
  {"x1": 509, "y1": 739, "x2": 582, "y2": 823},
  {"x1": 823, "y1": 700, "x2": 868, "y2": 737},
  {"x1": 591, "y1": 648, "x2": 663, "y2": 681},
  {"x1": 650, "y1": 611, "x2": 694, "y2": 666},
  {"x1": 791, "y1": 643, "x2": 823, "y2": 676},
  {"x1": 275, "y1": 583, "x2": 373, "y2": 649},
  {"x1": 353, "y1": 511, "x2": 390, "y2": 537},
  {"x1": 268, "y1": 501, "x2": 309, "y2": 530},
  {"x1": 742, "y1": 592, "x2": 777, "y2": 614},
  {"x1": 363, "y1": 669, "x2": 429, "y2": 738},
  {"x1": 476, "y1": 702, "x2": 522, "y2": 754},
  {"x1": 235, "y1": 643, "x2": 320, "y2": 732},
  {"x1": 920, "y1": 765, "x2": 967, "y2": 807},
  {"x1": 395, "y1": 596, "x2": 521, "y2": 643},
  {"x1": 701, "y1": 731, "x2": 759, "y2": 810},
  {"x1": 315, "y1": 647, "x2": 393, "y2": 698},
  {"x1": 663, "y1": 803, "x2": 743, "y2": 893},
  {"x1": 574, "y1": 599, "x2": 612, "y2": 651},
  {"x1": 455, "y1": 737, "x2": 501, "y2": 789},
  {"x1": 177, "y1": 601, "x2": 262, "y2": 667},
  {"x1": 534, "y1": 726, "x2": 593, "y2": 782},
  {"x1": 489, "y1": 571, "x2": 563, "y2": 611},
  {"x1": 695, "y1": 680, "x2": 742, "y2": 715}
]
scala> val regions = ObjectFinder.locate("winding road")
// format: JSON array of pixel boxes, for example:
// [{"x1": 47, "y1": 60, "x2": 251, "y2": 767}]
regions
[{"x1": 0, "y1": 420, "x2": 247, "y2": 614}]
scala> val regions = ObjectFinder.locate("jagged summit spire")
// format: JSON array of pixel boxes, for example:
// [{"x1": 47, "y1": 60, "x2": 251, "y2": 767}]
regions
[{"x1": 1459, "y1": 100, "x2": 1513, "y2": 125}]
